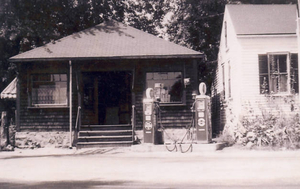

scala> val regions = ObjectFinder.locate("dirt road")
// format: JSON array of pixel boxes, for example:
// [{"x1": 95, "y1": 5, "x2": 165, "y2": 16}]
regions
[{"x1": 0, "y1": 147, "x2": 299, "y2": 188}]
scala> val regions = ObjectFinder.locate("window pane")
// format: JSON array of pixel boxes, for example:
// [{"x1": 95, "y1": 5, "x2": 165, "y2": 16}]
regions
[
  {"x1": 268, "y1": 54, "x2": 288, "y2": 94},
  {"x1": 278, "y1": 55, "x2": 287, "y2": 72},
  {"x1": 32, "y1": 74, "x2": 67, "y2": 105},
  {"x1": 146, "y1": 72, "x2": 183, "y2": 103},
  {"x1": 39, "y1": 74, "x2": 51, "y2": 81},
  {"x1": 259, "y1": 76, "x2": 269, "y2": 94},
  {"x1": 270, "y1": 76, "x2": 278, "y2": 94},
  {"x1": 269, "y1": 55, "x2": 278, "y2": 73},
  {"x1": 279, "y1": 74, "x2": 288, "y2": 92}
]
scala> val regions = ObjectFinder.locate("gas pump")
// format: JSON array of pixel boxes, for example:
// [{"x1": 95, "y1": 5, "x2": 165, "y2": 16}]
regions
[
  {"x1": 194, "y1": 83, "x2": 212, "y2": 143},
  {"x1": 143, "y1": 88, "x2": 158, "y2": 144}
]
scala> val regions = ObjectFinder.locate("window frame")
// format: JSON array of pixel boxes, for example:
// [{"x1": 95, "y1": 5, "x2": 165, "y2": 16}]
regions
[
  {"x1": 259, "y1": 52, "x2": 298, "y2": 95},
  {"x1": 225, "y1": 21, "x2": 228, "y2": 49},
  {"x1": 221, "y1": 63, "x2": 226, "y2": 98},
  {"x1": 145, "y1": 71, "x2": 186, "y2": 106},
  {"x1": 228, "y1": 61, "x2": 231, "y2": 98},
  {"x1": 29, "y1": 73, "x2": 69, "y2": 108}
]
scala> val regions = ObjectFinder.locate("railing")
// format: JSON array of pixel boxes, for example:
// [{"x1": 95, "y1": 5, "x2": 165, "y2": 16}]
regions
[
  {"x1": 131, "y1": 105, "x2": 135, "y2": 142},
  {"x1": 75, "y1": 106, "x2": 81, "y2": 132},
  {"x1": 73, "y1": 106, "x2": 81, "y2": 146}
]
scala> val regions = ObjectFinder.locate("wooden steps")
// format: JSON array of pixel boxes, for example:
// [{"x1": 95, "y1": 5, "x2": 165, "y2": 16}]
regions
[{"x1": 77, "y1": 124, "x2": 133, "y2": 148}]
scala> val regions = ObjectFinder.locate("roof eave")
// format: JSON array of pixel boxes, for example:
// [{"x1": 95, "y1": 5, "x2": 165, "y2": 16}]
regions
[{"x1": 9, "y1": 54, "x2": 205, "y2": 63}]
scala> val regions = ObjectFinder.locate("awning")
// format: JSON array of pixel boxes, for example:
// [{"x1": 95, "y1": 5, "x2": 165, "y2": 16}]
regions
[{"x1": 1, "y1": 78, "x2": 17, "y2": 99}]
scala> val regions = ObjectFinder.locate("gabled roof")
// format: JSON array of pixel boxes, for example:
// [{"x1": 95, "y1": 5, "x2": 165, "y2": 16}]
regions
[
  {"x1": 10, "y1": 21, "x2": 203, "y2": 62},
  {"x1": 227, "y1": 4, "x2": 297, "y2": 35}
]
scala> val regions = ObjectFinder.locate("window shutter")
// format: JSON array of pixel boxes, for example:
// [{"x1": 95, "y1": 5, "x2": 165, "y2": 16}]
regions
[
  {"x1": 259, "y1": 55, "x2": 269, "y2": 94},
  {"x1": 291, "y1": 54, "x2": 298, "y2": 94}
]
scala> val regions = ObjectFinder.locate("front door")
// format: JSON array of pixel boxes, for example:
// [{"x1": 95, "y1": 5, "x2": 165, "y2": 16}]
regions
[{"x1": 82, "y1": 71, "x2": 132, "y2": 125}]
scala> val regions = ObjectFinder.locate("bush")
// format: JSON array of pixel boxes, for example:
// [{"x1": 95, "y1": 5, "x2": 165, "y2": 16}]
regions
[{"x1": 220, "y1": 96, "x2": 300, "y2": 149}]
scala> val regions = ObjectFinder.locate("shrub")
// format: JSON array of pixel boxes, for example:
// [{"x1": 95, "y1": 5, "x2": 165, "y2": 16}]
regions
[{"x1": 220, "y1": 95, "x2": 300, "y2": 149}]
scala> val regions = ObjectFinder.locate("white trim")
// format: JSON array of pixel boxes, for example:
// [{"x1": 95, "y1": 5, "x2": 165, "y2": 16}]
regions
[{"x1": 237, "y1": 34, "x2": 297, "y2": 38}]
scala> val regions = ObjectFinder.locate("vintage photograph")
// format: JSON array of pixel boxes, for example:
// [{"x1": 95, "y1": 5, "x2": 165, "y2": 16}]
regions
[{"x1": 0, "y1": 0, "x2": 299, "y2": 188}]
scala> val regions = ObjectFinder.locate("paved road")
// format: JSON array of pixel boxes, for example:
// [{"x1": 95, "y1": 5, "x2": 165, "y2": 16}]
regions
[{"x1": 0, "y1": 147, "x2": 300, "y2": 188}]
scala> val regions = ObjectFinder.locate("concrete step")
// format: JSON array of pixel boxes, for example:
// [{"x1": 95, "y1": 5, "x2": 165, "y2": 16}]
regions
[
  {"x1": 80, "y1": 124, "x2": 132, "y2": 131},
  {"x1": 77, "y1": 124, "x2": 133, "y2": 148},
  {"x1": 77, "y1": 141, "x2": 133, "y2": 149},
  {"x1": 79, "y1": 130, "x2": 132, "y2": 136},
  {"x1": 78, "y1": 135, "x2": 133, "y2": 142}
]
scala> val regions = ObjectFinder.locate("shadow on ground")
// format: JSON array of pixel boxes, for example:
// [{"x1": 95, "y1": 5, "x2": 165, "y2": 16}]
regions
[
  {"x1": 1, "y1": 180, "x2": 298, "y2": 189},
  {"x1": 0, "y1": 180, "x2": 131, "y2": 189},
  {"x1": 1, "y1": 147, "x2": 119, "y2": 160}
]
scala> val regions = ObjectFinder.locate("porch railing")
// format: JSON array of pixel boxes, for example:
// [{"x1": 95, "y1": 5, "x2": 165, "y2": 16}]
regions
[
  {"x1": 131, "y1": 105, "x2": 135, "y2": 142},
  {"x1": 75, "y1": 106, "x2": 81, "y2": 132}
]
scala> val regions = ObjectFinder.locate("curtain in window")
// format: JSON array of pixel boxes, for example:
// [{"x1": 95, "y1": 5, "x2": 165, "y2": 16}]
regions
[{"x1": 31, "y1": 74, "x2": 67, "y2": 105}]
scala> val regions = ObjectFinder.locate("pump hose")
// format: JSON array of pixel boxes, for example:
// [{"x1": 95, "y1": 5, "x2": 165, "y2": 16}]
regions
[
  {"x1": 155, "y1": 102, "x2": 196, "y2": 153},
  {"x1": 179, "y1": 101, "x2": 197, "y2": 153},
  {"x1": 154, "y1": 102, "x2": 178, "y2": 152},
  {"x1": 179, "y1": 119, "x2": 195, "y2": 153}
]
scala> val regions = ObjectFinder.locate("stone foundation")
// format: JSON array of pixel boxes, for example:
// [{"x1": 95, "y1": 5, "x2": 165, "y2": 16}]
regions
[{"x1": 15, "y1": 132, "x2": 71, "y2": 149}]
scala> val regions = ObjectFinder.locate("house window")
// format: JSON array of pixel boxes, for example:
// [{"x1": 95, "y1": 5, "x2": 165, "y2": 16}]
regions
[
  {"x1": 225, "y1": 21, "x2": 228, "y2": 48},
  {"x1": 221, "y1": 64, "x2": 225, "y2": 98},
  {"x1": 259, "y1": 53, "x2": 298, "y2": 94},
  {"x1": 31, "y1": 74, "x2": 68, "y2": 106},
  {"x1": 146, "y1": 72, "x2": 183, "y2": 103}
]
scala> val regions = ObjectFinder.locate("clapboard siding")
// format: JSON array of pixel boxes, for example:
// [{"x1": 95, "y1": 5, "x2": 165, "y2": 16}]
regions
[
  {"x1": 211, "y1": 7, "x2": 242, "y2": 134},
  {"x1": 239, "y1": 36, "x2": 299, "y2": 117},
  {"x1": 240, "y1": 36, "x2": 298, "y2": 100},
  {"x1": 214, "y1": 10, "x2": 299, "y2": 131}
]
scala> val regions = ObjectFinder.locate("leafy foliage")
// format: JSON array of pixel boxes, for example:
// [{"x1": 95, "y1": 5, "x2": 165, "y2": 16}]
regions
[{"x1": 221, "y1": 96, "x2": 300, "y2": 149}]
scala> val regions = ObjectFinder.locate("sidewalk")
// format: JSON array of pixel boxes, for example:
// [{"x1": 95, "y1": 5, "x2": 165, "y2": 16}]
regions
[
  {"x1": 1, "y1": 143, "x2": 300, "y2": 159},
  {"x1": 0, "y1": 141, "x2": 227, "y2": 159}
]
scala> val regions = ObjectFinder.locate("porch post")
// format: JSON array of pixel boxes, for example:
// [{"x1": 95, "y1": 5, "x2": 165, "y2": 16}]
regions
[
  {"x1": 16, "y1": 69, "x2": 20, "y2": 132},
  {"x1": 69, "y1": 60, "x2": 73, "y2": 148},
  {"x1": 297, "y1": 2, "x2": 300, "y2": 102}
]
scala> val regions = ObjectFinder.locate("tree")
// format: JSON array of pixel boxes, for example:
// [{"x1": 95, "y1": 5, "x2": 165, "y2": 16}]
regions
[
  {"x1": 124, "y1": 0, "x2": 170, "y2": 36},
  {"x1": 165, "y1": 0, "x2": 227, "y2": 93}
]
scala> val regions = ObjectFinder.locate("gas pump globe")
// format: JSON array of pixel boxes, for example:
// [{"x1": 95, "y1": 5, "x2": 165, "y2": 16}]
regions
[{"x1": 194, "y1": 83, "x2": 212, "y2": 143}]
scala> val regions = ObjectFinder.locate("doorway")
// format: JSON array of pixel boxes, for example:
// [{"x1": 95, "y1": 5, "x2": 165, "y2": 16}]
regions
[{"x1": 82, "y1": 71, "x2": 132, "y2": 125}]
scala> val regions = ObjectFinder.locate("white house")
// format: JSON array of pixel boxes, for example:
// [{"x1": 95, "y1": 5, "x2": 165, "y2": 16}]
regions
[{"x1": 212, "y1": 4, "x2": 299, "y2": 134}]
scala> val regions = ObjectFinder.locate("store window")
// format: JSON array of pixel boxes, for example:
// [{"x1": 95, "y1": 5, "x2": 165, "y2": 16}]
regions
[
  {"x1": 31, "y1": 74, "x2": 68, "y2": 106},
  {"x1": 146, "y1": 72, "x2": 183, "y2": 103}
]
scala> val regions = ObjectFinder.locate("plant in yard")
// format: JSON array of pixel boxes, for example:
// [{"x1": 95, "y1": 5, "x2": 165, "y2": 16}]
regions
[
  {"x1": 241, "y1": 95, "x2": 300, "y2": 149},
  {"x1": 219, "y1": 94, "x2": 300, "y2": 149}
]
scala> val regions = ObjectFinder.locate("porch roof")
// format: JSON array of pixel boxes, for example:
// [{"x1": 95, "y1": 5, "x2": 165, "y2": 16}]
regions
[
  {"x1": 1, "y1": 78, "x2": 17, "y2": 99},
  {"x1": 227, "y1": 4, "x2": 297, "y2": 35},
  {"x1": 10, "y1": 21, "x2": 203, "y2": 62}
]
